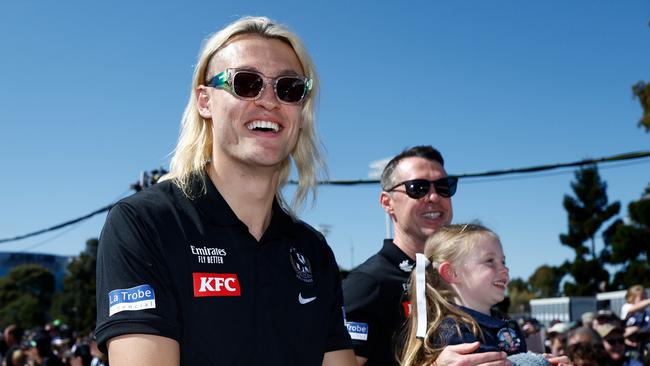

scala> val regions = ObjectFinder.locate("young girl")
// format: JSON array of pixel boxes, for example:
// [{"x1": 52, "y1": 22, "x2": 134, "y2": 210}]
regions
[
  {"x1": 620, "y1": 284, "x2": 650, "y2": 321},
  {"x1": 400, "y1": 223, "x2": 526, "y2": 366}
]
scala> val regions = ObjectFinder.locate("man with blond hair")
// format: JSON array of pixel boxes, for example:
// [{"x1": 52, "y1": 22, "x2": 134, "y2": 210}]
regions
[{"x1": 95, "y1": 16, "x2": 354, "y2": 365}]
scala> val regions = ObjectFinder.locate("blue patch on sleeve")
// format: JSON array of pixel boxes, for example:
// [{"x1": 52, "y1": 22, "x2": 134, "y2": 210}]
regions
[
  {"x1": 346, "y1": 321, "x2": 369, "y2": 341},
  {"x1": 108, "y1": 284, "x2": 156, "y2": 316}
]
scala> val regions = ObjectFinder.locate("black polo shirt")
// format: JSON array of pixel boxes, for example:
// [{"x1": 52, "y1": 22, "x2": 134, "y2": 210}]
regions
[
  {"x1": 342, "y1": 240, "x2": 414, "y2": 365},
  {"x1": 95, "y1": 174, "x2": 351, "y2": 365}
]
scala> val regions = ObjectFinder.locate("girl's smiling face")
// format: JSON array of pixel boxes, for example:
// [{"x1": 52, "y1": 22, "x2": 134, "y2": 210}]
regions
[{"x1": 454, "y1": 235, "x2": 509, "y2": 314}]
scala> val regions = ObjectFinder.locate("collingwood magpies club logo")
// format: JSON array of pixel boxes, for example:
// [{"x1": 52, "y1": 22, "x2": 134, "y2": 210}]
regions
[{"x1": 289, "y1": 247, "x2": 313, "y2": 283}]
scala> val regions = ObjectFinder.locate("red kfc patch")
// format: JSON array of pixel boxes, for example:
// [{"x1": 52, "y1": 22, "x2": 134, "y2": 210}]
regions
[{"x1": 192, "y1": 273, "x2": 241, "y2": 297}]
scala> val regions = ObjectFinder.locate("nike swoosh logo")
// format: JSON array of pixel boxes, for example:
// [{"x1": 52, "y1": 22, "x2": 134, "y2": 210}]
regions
[{"x1": 298, "y1": 293, "x2": 317, "y2": 304}]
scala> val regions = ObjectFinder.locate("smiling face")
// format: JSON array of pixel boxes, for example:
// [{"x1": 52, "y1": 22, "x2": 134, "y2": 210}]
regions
[
  {"x1": 381, "y1": 157, "x2": 453, "y2": 251},
  {"x1": 454, "y1": 234, "x2": 509, "y2": 314},
  {"x1": 197, "y1": 34, "x2": 305, "y2": 173}
]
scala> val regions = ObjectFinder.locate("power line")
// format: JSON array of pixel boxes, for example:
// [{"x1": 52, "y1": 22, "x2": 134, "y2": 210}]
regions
[
  {"x1": 0, "y1": 172, "x2": 166, "y2": 245},
  {"x1": 460, "y1": 156, "x2": 650, "y2": 185},
  {"x1": 17, "y1": 188, "x2": 136, "y2": 251},
  {"x1": 0, "y1": 204, "x2": 114, "y2": 244},
  {"x1": 289, "y1": 150, "x2": 650, "y2": 185},
  {"x1": 1, "y1": 150, "x2": 649, "y2": 245},
  {"x1": 454, "y1": 150, "x2": 650, "y2": 179},
  {"x1": 21, "y1": 220, "x2": 86, "y2": 252}
]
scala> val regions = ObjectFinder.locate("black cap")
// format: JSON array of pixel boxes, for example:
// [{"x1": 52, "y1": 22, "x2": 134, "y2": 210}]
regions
[
  {"x1": 29, "y1": 333, "x2": 51, "y2": 350},
  {"x1": 71, "y1": 343, "x2": 91, "y2": 358}
]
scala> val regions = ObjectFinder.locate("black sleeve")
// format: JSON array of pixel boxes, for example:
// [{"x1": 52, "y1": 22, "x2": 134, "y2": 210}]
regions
[
  {"x1": 320, "y1": 240, "x2": 352, "y2": 352},
  {"x1": 437, "y1": 318, "x2": 479, "y2": 346},
  {"x1": 342, "y1": 271, "x2": 380, "y2": 358},
  {"x1": 94, "y1": 202, "x2": 180, "y2": 352}
]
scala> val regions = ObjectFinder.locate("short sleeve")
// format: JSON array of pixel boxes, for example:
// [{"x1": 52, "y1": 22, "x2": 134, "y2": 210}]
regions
[
  {"x1": 94, "y1": 202, "x2": 180, "y2": 352},
  {"x1": 621, "y1": 303, "x2": 632, "y2": 319},
  {"x1": 325, "y1": 256, "x2": 353, "y2": 352},
  {"x1": 436, "y1": 318, "x2": 480, "y2": 347},
  {"x1": 342, "y1": 272, "x2": 380, "y2": 357}
]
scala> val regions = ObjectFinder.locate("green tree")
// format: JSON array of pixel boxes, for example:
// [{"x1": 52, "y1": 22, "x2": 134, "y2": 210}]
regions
[
  {"x1": 0, "y1": 264, "x2": 55, "y2": 328},
  {"x1": 559, "y1": 165, "x2": 620, "y2": 295},
  {"x1": 604, "y1": 185, "x2": 650, "y2": 289},
  {"x1": 562, "y1": 258, "x2": 610, "y2": 296},
  {"x1": 52, "y1": 239, "x2": 99, "y2": 333},
  {"x1": 507, "y1": 278, "x2": 534, "y2": 316},
  {"x1": 632, "y1": 81, "x2": 650, "y2": 132},
  {"x1": 528, "y1": 265, "x2": 564, "y2": 298}
]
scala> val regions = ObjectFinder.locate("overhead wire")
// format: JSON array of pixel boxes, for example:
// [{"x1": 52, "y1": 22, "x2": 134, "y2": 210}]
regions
[
  {"x1": 0, "y1": 204, "x2": 114, "y2": 244},
  {"x1": 1, "y1": 150, "x2": 649, "y2": 245},
  {"x1": 0, "y1": 188, "x2": 133, "y2": 245},
  {"x1": 21, "y1": 221, "x2": 86, "y2": 252},
  {"x1": 460, "y1": 156, "x2": 650, "y2": 185},
  {"x1": 290, "y1": 150, "x2": 650, "y2": 185},
  {"x1": 11, "y1": 188, "x2": 135, "y2": 251}
]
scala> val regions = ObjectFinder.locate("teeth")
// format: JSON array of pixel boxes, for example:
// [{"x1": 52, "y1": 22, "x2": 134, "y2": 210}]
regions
[
  {"x1": 247, "y1": 120, "x2": 280, "y2": 132},
  {"x1": 422, "y1": 212, "x2": 441, "y2": 219}
]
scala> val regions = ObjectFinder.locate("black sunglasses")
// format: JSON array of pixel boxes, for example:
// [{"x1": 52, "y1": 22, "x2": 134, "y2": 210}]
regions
[
  {"x1": 208, "y1": 68, "x2": 312, "y2": 104},
  {"x1": 386, "y1": 177, "x2": 458, "y2": 199}
]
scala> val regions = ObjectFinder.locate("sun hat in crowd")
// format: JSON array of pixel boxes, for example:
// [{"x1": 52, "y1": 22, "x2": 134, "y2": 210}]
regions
[
  {"x1": 581, "y1": 312, "x2": 595, "y2": 325},
  {"x1": 595, "y1": 323, "x2": 623, "y2": 338},
  {"x1": 547, "y1": 322, "x2": 570, "y2": 335}
]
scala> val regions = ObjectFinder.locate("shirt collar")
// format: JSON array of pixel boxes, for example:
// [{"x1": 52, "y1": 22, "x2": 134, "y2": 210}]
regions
[
  {"x1": 264, "y1": 200, "x2": 296, "y2": 240},
  {"x1": 381, "y1": 239, "x2": 415, "y2": 272},
  {"x1": 459, "y1": 305, "x2": 509, "y2": 329},
  {"x1": 189, "y1": 172, "x2": 296, "y2": 238},
  {"x1": 189, "y1": 172, "x2": 240, "y2": 226}
]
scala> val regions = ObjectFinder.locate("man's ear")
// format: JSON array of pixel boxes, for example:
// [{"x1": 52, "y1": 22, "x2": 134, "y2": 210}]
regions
[
  {"x1": 380, "y1": 191, "x2": 393, "y2": 215},
  {"x1": 438, "y1": 262, "x2": 458, "y2": 284},
  {"x1": 196, "y1": 86, "x2": 212, "y2": 118}
]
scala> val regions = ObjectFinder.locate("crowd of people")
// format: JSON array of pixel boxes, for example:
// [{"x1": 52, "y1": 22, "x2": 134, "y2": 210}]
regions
[
  {"x1": 524, "y1": 292, "x2": 650, "y2": 366},
  {"x1": 2, "y1": 285, "x2": 648, "y2": 366},
  {"x1": 0, "y1": 323, "x2": 107, "y2": 366}
]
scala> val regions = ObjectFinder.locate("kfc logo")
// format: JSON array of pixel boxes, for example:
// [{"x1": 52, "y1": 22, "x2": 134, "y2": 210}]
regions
[{"x1": 193, "y1": 273, "x2": 241, "y2": 297}]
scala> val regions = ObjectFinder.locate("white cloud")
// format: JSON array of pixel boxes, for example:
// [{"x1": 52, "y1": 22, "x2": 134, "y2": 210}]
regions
[{"x1": 368, "y1": 158, "x2": 391, "y2": 179}]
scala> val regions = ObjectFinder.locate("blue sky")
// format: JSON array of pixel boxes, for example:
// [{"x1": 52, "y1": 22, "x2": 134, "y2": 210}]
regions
[{"x1": 1, "y1": 1, "x2": 648, "y2": 282}]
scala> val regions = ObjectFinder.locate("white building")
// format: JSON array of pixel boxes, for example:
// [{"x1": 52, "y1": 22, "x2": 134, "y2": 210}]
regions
[
  {"x1": 530, "y1": 297, "x2": 596, "y2": 326},
  {"x1": 530, "y1": 288, "x2": 650, "y2": 325}
]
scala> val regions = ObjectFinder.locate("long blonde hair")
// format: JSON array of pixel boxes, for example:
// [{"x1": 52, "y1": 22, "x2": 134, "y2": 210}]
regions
[
  {"x1": 162, "y1": 16, "x2": 325, "y2": 213},
  {"x1": 400, "y1": 224, "x2": 499, "y2": 366}
]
